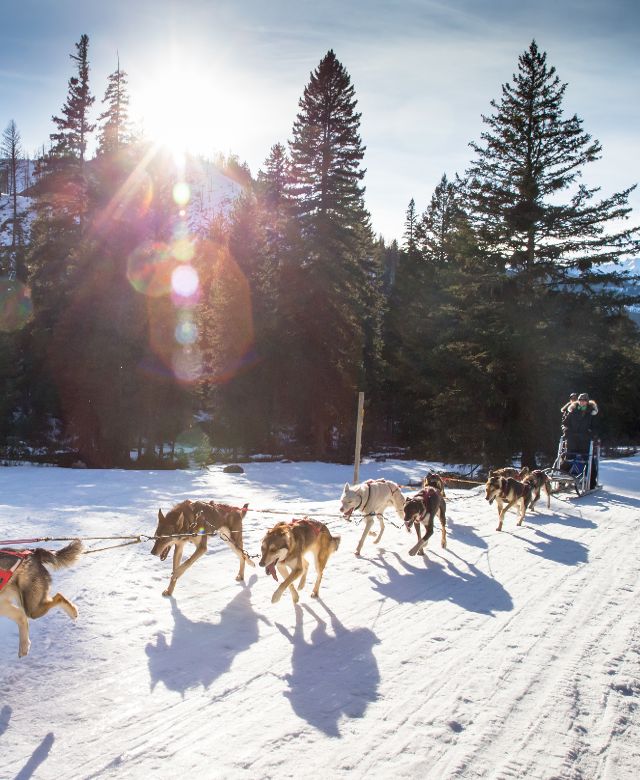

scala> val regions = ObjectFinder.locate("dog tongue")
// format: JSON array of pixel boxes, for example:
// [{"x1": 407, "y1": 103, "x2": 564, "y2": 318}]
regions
[{"x1": 266, "y1": 563, "x2": 278, "y2": 581}]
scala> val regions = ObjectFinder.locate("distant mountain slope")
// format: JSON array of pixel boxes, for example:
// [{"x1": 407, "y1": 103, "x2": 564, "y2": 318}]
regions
[{"x1": 0, "y1": 155, "x2": 244, "y2": 250}]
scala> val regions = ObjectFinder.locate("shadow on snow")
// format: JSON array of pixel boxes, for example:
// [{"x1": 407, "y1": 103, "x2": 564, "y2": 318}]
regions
[
  {"x1": 368, "y1": 549, "x2": 513, "y2": 615},
  {"x1": 145, "y1": 575, "x2": 267, "y2": 695},
  {"x1": 276, "y1": 601, "x2": 380, "y2": 737}
]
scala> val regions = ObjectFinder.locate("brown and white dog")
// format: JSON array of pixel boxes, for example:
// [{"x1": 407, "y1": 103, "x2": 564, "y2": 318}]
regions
[
  {"x1": 403, "y1": 487, "x2": 447, "y2": 556},
  {"x1": 485, "y1": 476, "x2": 532, "y2": 531},
  {"x1": 259, "y1": 518, "x2": 340, "y2": 604},
  {"x1": 339, "y1": 478, "x2": 405, "y2": 556},
  {"x1": 150, "y1": 499, "x2": 254, "y2": 597},
  {"x1": 523, "y1": 469, "x2": 552, "y2": 511},
  {"x1": 489, "y1": 466, "x2": 530, "y2": 480},
  {"x1": 0, "y1": 540, "x2": 82, "y2": 658}
]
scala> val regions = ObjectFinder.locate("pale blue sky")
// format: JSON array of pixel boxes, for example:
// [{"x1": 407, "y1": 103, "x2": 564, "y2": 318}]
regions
[{"x1": 1, "y1": 0, "x2": 638, "y2": 241}]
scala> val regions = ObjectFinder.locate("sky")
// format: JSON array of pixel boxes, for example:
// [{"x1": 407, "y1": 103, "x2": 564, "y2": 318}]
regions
[{"x1": 1, "y1": 0, "x2": 639, "y2": 241}]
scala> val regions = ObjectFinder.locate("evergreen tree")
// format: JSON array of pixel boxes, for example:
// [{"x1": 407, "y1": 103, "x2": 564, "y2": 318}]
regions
[
  {"x1": 403, "y1": 198, "x2": 420, "y2": 261},
  {"x1": 257, "y1": 142, "x2": 289, "y2": 207},
  {"x1": 286, "y1": 50, "x2": 380, "y2": 458},
  {"x1": 416, "y1": 174, "x2": 458, "y2": 266},
  {"x1": 465, "y1": 40, "x2": 639, "y2": 291},
  {"x1": 50, "y1": 34, "x2": 95, "y2": 163},
  {"x1": 97, "y1": 57, "x2": 131, "y2": 155},
  {"x1": 460, "y1": 40, "x2": 640, "y2": 466},
  {"x1": 0, "y1": 120, "x2": 26, "y2": 279}
]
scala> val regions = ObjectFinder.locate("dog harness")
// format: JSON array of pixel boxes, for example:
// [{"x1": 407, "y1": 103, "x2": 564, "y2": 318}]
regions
[
  {"x1": 289, "y1": 518, "x2": 323, "y2": 536},
  {"x1": 0, "y1": 550, "x2": 33, "y2": 593},
  {"x1": 346, "y1": 479, "x2": 399, "y2": 518},
  {"x1": 410, "y1": 487, "x2": 440, "y2": 523}
]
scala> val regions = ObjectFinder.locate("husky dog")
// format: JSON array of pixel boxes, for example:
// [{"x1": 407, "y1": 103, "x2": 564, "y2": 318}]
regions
[
  {"x1": 422, "y1": 471, "x2": 447, "y2": 498},
  {"x1": 0, "y1": 540, "x2": 82, "y2": 658},
  {"x1": 259, "y1": 518, "x2": 340, "y2": 604},
  {"x1": 489, "y1": 466, "x2": 530, "y2": 480},
  {"x1": 150, "y1": 499, "x2": 254, "y2": 597},
  {"x1": 523, "y1": 469, "x2": 552, "y2": 511},
  {"x1": 485, "y1": 476, "x2": 533, "y2": 531},
  {"x1": 403, "y1": 488, "x2": 447, "y2": 556},
  {"x1": 339, "y1": 478, "x2": 405, "y2": 556}
]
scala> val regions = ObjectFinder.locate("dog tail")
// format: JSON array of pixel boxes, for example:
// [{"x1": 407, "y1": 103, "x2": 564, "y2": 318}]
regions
[
  {"x1": 331, "y1": 534, "x2": 341, "y2": 553},
  {"x1": 33, "y1": 539, "x2": 83, "y2": 569},
  {"x1": 543, "y1": 476, "x2": 552, "y2": 508}
]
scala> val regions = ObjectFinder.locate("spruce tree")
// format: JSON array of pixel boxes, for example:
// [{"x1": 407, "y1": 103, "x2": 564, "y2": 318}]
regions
[
  {"x1": 465, "y1": 40, "x2": 639, "y2": 290},
  {"x1": 286, "y1": 50, "x2": 379, "y2": 458},
  {"x1": 50, "y1": 34, "x2": 95, "y2": 163},
  {"x1": 460, "y1": 40, "x2": 640, "y2": 466},
  {"x1": 97, "y1": 57, "x2": 131, "y2": 155},
  {"x1": 403, "y1": 198, "x2": 420, "y2": 261},
  {"x1": 0, "y1": 120, "x2": 26, "y2": 279}
]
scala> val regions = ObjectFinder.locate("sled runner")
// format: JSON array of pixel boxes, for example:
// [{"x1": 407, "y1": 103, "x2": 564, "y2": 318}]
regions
[{"x1": 545, "y1": 437, "x2": 601, "y2": 497}]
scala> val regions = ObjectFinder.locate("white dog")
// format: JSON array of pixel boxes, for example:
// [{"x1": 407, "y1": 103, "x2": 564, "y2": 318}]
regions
[{"x1": 339, "y1": 478, "x2": 405, "y2": 555}]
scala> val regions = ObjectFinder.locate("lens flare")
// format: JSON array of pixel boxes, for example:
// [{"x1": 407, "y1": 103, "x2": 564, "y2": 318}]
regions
[
  {"x1": 172, "y1": 265, "x2": 199, "y2": 298},
  {"x1": 127, "y1": 242, "x2": 174, "y2": 297},
  {"x1": 172, "y1": 346, "x2": 202, "y2": 383},
  {"x1": 172, "y1": 238, "x2": 195, "y2": 262},
  {"x1": 173, "y1": 182, "x2": 190, "y2": 206},
  {"x1": 0, "y1": 278, "x2": 33, "y2": 332},
  {"x1": 175, "y1": 318, "x2": 198, "y2": 345}
]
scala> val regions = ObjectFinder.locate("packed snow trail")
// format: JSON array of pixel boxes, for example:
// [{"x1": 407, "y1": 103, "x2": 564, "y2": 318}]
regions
[{"x1": 1, "y1": 457, "x2": 639, "y2": 779}]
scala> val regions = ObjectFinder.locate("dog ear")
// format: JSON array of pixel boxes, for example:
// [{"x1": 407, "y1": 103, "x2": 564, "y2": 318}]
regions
[
  {"x1": 158, "y1": 509, "x2": 165, "y2": 522},
  {"x1": 241, "y1": 502, "x2": 249, "y2": 516},
  {"x1": 176, "y1": 512, "x2": 186, "y2": 532}
]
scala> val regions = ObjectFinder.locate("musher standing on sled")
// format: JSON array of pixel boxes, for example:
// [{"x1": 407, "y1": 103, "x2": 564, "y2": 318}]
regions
[{"x1": 562, "y1": 392, "x2": 599, "y2": 488}]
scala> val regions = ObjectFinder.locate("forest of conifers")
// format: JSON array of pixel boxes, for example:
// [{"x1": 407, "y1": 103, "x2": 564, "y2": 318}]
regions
[{"x1": 1, "y1": 37, "x2": 639, "y2": 468}]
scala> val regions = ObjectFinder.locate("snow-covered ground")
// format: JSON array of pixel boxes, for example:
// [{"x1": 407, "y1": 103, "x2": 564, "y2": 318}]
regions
[{"x1": 1, "y1": 456, "x2": 639, "y2": 779}]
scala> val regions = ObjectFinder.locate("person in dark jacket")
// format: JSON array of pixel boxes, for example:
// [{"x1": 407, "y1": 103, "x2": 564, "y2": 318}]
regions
[
  {"x1": 563, "y1": 393, "x2": 598, "y2": 454},
  {"x1": 560, "y1": 392, "x2": 578, "y2": 418}
]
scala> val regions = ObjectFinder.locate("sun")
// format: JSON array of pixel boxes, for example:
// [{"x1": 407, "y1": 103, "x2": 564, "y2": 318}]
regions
[{"x1": 133, "y1": 59, "x2": 224, "y2": 160}]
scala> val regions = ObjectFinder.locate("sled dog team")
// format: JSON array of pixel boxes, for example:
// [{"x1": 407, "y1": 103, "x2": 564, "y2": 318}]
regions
[{"x1": 1, "y1": 469, "x2": 552, "y2": 657}]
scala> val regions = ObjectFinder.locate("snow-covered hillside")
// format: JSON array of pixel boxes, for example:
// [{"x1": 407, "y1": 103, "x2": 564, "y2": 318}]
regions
[
  {"x1": 1, "y1": 456, "x2": 639, "y2": 779},
  {"x1": 0, "y1": 193, "x2": 35, "y2": 247},
  {"x1": 0, "y1": 155, "x2": 242, "y2": 250}
]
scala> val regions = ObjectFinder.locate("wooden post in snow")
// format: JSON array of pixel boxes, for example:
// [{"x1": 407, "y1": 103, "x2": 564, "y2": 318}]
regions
[{"x1": 353, "y1": 392, "x2": 365, "y2": 484}]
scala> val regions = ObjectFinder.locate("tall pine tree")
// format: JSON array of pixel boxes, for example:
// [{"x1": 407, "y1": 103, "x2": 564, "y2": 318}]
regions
[
  {"x1": 97, "y1": 57, "x2": 131, "y2": 155},
  {"x1": 286, "y1": 50, "x2": 380, "y2": 458},
  {"x1": 460, "y1": 40, "x2": 640, "y2": 465},
  {"x1": 50, "y1": 34, "x2": 95, "y2": 163}
]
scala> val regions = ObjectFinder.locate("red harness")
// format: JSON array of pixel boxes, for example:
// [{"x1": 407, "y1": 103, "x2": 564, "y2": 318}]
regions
[
  {"x1": 417, "y1": 487, "x2": 438, "y2": 502},
  {"x1": 289, "y1": 518, "x2": 323, "y2": 536},
  {"x1": 0, "y1": 550, "x2": 33, "y2": 593}
]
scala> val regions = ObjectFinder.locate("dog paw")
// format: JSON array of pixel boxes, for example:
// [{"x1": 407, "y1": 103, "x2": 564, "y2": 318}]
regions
[
  {"x1": 310, "y1": 591, "x2": 319, "y2": 599},
  {"x1": 162, "y1": 589, "x2": 172, "y2": 597},
  {"x1": 235, "y1": 574, "x2": 244, "y2": 582},
  {"x1": 18, "y1": 642, "x2": 30, "y2": 658},
  {"x1": 417, "y1": 549, "x2": 425, "y2": 556},
  {"x1": 70, "y1": 606, "x2": 79, "y2": 620},
  {"x1": 271, "y1": 591, "x2": 282, "y2": 604}
]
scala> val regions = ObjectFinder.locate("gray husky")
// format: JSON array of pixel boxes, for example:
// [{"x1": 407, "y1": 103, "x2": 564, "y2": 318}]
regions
[{"x1": 0, "y1": 540, "x2": 83, "y2": 658}]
